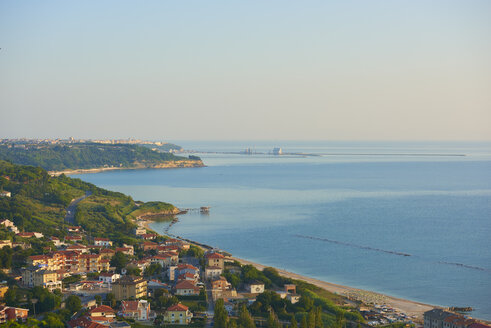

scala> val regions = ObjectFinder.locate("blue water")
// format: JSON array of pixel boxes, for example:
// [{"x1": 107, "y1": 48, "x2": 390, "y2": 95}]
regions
[{"x1": 75, "y1": 141, "x2": 491, "y2": 320}]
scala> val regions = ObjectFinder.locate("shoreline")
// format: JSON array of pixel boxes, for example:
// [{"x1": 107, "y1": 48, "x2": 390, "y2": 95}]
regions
[
  {"x1": 48, "y1": 161, "x2": 205, "y2": 176},
  {"x1": 232, "y1": 256, "x2": 435, "y2": 323},
  {"x1": 141, "y1": 220, "x2": 436, "y2": 323}
]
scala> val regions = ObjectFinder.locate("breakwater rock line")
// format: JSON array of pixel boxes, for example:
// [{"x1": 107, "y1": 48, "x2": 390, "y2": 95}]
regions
[{"x1": 294, "y1": 234, "x2": 412, "y2": 257}]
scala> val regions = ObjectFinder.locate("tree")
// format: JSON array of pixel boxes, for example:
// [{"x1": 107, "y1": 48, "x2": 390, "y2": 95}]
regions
[
  {"x1": 66, "y1": 295, "x2": 82, "y2": 314},
  {"x1": 125, "y1": 266, "x2": 141, "y2": 276},
  {"x1": 106, "y1": 293, "x2": 116, "y2": 308},
  {"x1": 308, "y1": 309, "x2": 316, "y2": 328},
  {"x1": 238, "y1": 305, "x2": 256, "y2": 328},
  {"x1": 291, "y1": 316, "x2": 298, "y2": 328},
  {"x1": 301, "y1": 315, "x2": 308, "y2": 328},
  {"x1": 144, "y1": 263, "x2": 162, "y2": 277},
  {"x1": 0, "y1": 246, "x2": 13, "y2": 268},
  {"x1": 315, "y1": 306, "x2": 323, "y2": 328},
  {"x1": 110, "y1": 251, "x2": 128, "y2": 273},
  {"x1": 215, "y1": 298, "x2": 229, "y2": 328},
  {"x1": 95, "y1": 295, "x2": 102, "y2": 306},
  {"x1": 267, "y1": 310, "x2": 280, "y2": 328},
  {"x1": 4, "y1": 287, "x2": 17, "y2": 306},
  {"x1": 43, "y1": 313, "x2": 65, "y2": 328}
]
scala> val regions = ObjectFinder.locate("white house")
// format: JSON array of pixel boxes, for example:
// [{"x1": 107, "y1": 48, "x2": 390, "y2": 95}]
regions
[
  {"x1": 247, "y1": 282, "x2": 265, "y2": 294},
  {"x1": 94, "y1": 238, "x2": 113, "y2": 247},
  {"x1": 205, "y1": 266, "x2": 223, "y2": 281},
  {"x1": 120, "y1": 300, "x2": 156, "y2": 321},
  {"x1": 174, "y1": 280, "x2": 200, "y2": 296},
  {"x1": 98, "y1": 272, "x2": 121, "y2": 287}
]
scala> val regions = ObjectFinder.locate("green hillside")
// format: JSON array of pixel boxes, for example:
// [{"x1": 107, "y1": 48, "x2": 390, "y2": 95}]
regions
[
  {"x1": 0, "y1": 142, "x2": 201, "y2": 172},
  {"x1": 0, "y1": 160, "x2": 175, "y2": 244}
]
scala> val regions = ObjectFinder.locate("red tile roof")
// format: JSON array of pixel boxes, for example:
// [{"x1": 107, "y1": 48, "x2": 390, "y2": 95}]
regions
[
  {"x1": 178, "y1": 264, "x2": 198, "y2": 270},
  {"x1": 469, "y1": 323, "x2": 491, "y2": 328},
  {"x1": 89, "y1": 305, "x2": 115, "y2": 315},
  {"x1": 175, "y1": 280, "x2": 199, "y2": 290},
  {"x1": 121, "y1": 300, "x2": 139, "y2": 312},
  {"x1": 167, "y1": 303, "x2": 189, "y2": 312},
  {"x1": 206, "y1": 252, "x2": 224, "y2": 259}
]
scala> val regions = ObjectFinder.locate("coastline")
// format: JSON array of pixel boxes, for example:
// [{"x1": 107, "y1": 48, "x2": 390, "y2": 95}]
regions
[
  {"x1": 232, "y1": 256, "x2": 435, "y2": 323},
  {"x1": 48, "y1": 160, "x2": 205, "y2": 176},
  {"x1": 141, "y1": 219, "x2": 436, "y2": 323}
]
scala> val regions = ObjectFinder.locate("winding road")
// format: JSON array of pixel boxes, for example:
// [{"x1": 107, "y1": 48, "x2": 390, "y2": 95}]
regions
[{"x1": 64, "y1": 191, "x2": 91, "y2": 225}]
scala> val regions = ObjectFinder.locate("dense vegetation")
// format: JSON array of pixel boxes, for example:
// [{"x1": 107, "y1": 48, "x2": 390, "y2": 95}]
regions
[
  {"x1": 0, "y1": 142, "x2": 200, "y2": 171},
  {"x1": 0, "y1": 160, "x2": 176, "y2": 245}
]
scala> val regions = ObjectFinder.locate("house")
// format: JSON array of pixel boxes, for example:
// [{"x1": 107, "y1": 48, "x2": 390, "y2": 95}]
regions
[
  {"x1": 177, "y1": 264, "x2": 199, "y2": 276},
  {"x1": 157, "y1": 245, "x2": 179, "y2": 254},
  {"x1": 0, "y1": 191, "x2": 11, "y2": 197},
  {"x1": 141, "y1": 241, "x2": 158, "y2": 251},
  {"x1": 443, "y1": 315, "x2": 476, "y2": 328},
  {"x1": 0, "y1": 219, "x2": 15, "y2": 228},
  {"x1": 21, "y1": 266, "x2": 62, "y2": 292},
  {"x1": 205, "y1": 266, "x2": 222, "y2": 280},
  {"x1": 79, "y1": 254, "x2": 110, "y2": 272},
  {"x1": 134, "y1": 226, "x2": 146, "y2": 235},
  {"x1": 167, "y1": 266, "x2": 178, "y2": 281},
  {"x1": 115, "y1": 247, "x2": 134, "y2": 256},
  {"x1": 94, "y1": 238, "x2": 113, "y2": 247},
  {"x1": 126, "y1": 259, "x2": 151, "y2": 273},
  {"x1": 89, "y1": 305, "x2": 116, "y2": 325},
  {"x1": 50, "y1": 236, "x2": 62, "y2": 246},
  {"x1": 140, "y1": 233, "x2": 157, "y2": 240},
  {"x1": 0, "y1": 240, "x2": 12, "y2": 249},
  {"x1": 120, "y1": 300, "x2": 155, "y2": 321},
  {"x1": 17, "y1": 232, "x2": 43, "y2": 239},
  {"x1": 164, "y1": 303, "x2": 193, "y2": 325},
  {"x1": 211, "y1": 276, "x2": 231, "y2": 291},
  {"x1": 65, "y1": 235, "x2": 83, "y2": 243},
  {"x1": 80, "y1": 296, "x2": 98, "y2": 309},
  {"x1": 0, "y1": 285, "x2": 8, "y2": 299},
  {"x1": 66, "y1": 243, "x2": 88, "y2": 253},
  {"x1": 424, "y1": 309, "x2": 457, "y2": 328},
  {"x1": 0, "y1": 306, "x2": 29, "y2": 323},
  {"x1": 67, "y1": 226, "x2": 82, "y2": 233},
  {"x1": 275, "y1": 284, "x2": 300, "y2": 304},
  {"x1": 205, "y1": 252, "x2": 225, "y2": 269},
  {"x1": 67, "y1": 316, "x2": 110, "y2": 328},
  {"x1": 150, "y1": 253, "x2": 178, "y2": 268},
  {"x1": 112, "y1": 275, "x2": 147, "y2": 300},
  {"x1": 99, "y1": 272, "x2": 121, "y2": 287},
  {"x1": 147, "y1": 280, "x2": 170, "y2": 295},
  {"x1": 246, "y1": 281, "x2": 265, "y2": 294},
  {"x1": 164, "y1": 238, "x2": 190, "y2": 250},
  {"x1": 174, "y1": 280, "x2": 200, "y2": 296},
  {"x1": 177, "y1": 272, "x2": 198, "y2": 283},
  {"x1": 100, "y1": 248, "x2": 116, "y2": 259}
]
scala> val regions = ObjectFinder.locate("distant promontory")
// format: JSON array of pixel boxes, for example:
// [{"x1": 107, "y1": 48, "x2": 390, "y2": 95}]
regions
[{"x1": 0, "y1": 141, "x2": 204, "y2": 174}]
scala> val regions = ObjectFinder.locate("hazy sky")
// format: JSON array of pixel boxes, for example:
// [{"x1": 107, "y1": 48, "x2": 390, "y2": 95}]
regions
[{"x1": 1, "y1": 1, "x2": 490, "y2": 141}]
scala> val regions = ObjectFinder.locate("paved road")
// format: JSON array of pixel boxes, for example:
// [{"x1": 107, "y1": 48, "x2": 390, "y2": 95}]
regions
[
  {"x1": 205, "y1": 284, "x2": 214, "y2": 328},
  {"x1": 64, "y1": 191, "x2": 92, "y2": 225}
]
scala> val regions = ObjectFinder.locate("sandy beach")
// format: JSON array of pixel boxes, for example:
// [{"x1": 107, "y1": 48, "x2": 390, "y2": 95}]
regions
[{"x1": 232, "y1": 256, "x2": 435, "y2": 323}]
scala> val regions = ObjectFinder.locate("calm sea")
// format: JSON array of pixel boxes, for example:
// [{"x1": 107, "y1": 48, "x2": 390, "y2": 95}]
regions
[{"x1": 75, "y1": 141, "x2": 491, "y2": 320}]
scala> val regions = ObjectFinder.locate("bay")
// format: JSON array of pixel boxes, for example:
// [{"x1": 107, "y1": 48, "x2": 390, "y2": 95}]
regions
[{"x1": 75, "y1": 141, "x2": 491, "y2": 320}]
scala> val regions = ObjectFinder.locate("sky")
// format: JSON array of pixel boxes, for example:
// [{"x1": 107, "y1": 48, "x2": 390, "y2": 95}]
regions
[{"x1": 0, "y1": 1, "x2": 490, "y2": 141}]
